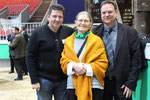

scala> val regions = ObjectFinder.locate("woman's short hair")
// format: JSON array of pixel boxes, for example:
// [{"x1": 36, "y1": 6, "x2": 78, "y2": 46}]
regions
[{"x1": 75, "y1": 11, "x2": 93, "y2": 24}]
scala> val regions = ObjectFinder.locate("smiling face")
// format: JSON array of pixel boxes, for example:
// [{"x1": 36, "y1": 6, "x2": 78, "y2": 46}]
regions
[
  {"x1": 12, "y1": 27, "x2": 19, "y2": 35},
  {"x1": 47, "y1": 10, "x2": 64, "y2": 32},
  {"x1": 101, "y1": 3, "x2": 118, "y2": 28},
  {"x1": 75, "y1": 14, "x2": 92, "y2": 35}
]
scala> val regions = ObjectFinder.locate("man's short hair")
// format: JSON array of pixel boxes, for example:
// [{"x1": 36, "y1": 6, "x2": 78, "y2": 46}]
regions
[
  {"x1": 48, "y1": 4, "x2": 65, "y2": 16},
  {"x1": 100, "y1": 0, "x2": 117, "y2": 10},
  {"x1": 14, "y1": 27, "x2": 19, "y2": 32},
  {"x1": 21, "y1": 25, "x2": 26, "y2": 30}
]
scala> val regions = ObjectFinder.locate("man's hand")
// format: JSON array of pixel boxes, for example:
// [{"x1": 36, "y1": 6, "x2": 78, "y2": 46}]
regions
[
  {"x1": 32, "y1": 83, "x2": 40, "y2": 91},
  {"x1": 8, "y1": 41, "x2": 11, "y2": 46},
  {"x1": 121, "y1": 85, "x2": 133, "y2": 98}
]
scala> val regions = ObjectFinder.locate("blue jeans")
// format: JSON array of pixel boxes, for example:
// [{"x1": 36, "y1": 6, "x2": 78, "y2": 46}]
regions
[{"x1": 36, "y1": 78, "x2": 67, "y2": 100}]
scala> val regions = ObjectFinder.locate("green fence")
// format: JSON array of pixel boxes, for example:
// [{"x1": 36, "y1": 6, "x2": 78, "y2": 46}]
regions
[
  {"x1": 0, "y1": 43, "x2": 9, "y2": 59},
  {"x1": 133, "y1": 60, "x2": 150, "y2": 100}
]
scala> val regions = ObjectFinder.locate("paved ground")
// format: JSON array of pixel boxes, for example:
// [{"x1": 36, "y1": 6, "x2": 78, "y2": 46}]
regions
[{"x1": 0, "y1": 67, "x2": 37, "y2": 100}]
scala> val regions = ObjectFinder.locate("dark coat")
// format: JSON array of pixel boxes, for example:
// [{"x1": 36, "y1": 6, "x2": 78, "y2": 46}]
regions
[
  {"x1": 22, "y1": 31, "x2": 28, "y2": 48},
  {"x1": 92, "y1": 23, "x2": 141, "y2": 97},
  {"x1": 7, "y1": 34, "x2": 15, "y2": 52},
  {"x1": 9, "y1": 33, "x2": 26, "y2": 59}
]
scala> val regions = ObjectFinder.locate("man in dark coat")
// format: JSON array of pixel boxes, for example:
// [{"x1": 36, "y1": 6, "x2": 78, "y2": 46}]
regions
[
  {"x1": 20, "y1": 25, "x2": 28, "y2": 75},
  {"x1": 20, "y1": 25, "x2": 28, "y2": 47},
  {"x1": 92, "y1": 0, "x2": 141, "y2": 100},
  {"x1": 8, "y1": 27, "x2": 26, "y2": 81}
]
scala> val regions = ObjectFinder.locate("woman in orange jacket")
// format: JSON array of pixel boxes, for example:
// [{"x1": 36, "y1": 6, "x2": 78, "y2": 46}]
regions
[{"x1": 60, "y1": 11, "x2": 108, "y2": 100}]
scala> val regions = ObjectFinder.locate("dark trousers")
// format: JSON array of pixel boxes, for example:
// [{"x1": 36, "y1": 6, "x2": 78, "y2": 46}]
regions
[
  {"x1": 10, "y1": 56, "x2": 14, "y2": 72},
  {"x1": 102, "y1": 76, "x2": 132, "y2": 100},
  {"x1": 67, "y1": 88, "x2": 104, "y2": 100},
  {"x1": 23, "y1": 57, "x2": 28, "y2": 74},
  {"x1": 37, "y1": 78, "x2": 67, "y2": 100},
  {"x1": 14, "y1": 58, "x2": 24, "y2": 78}
]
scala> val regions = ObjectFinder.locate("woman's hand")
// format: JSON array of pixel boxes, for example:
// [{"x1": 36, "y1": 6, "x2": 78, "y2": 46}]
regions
[{"x1": 73, "y1": 63, "x2": 86, "y2": 76}]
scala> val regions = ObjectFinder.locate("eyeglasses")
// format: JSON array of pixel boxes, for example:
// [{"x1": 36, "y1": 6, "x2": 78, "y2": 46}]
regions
[{"x1": 77, "y1": 19, "x2": 90, "y2": 23}]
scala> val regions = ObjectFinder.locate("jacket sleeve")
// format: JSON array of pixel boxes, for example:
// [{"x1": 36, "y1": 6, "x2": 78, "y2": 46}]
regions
[
  {"x1": 60, "y1": 41, "x2": 72, "y2": 74},
  {"x1": 125, "y1": 28, "x2": 142, "y2": 91},
  {"x1": 26, "y1": 31, "x2": 39, "y2": 84},
  {"x1": 23, "y1": 33, "x2": 28, "y2": 45},
  {"x1": 9, "y1": 36, "x2": 19, "y2": 48}
]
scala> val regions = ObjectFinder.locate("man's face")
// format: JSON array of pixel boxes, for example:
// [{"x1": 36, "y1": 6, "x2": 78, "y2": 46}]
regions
[
  {"x1": 12, "y1": 28, "x2": 15, "y2": 35},
  {"x1": 101, "y1": 3, "x2": 118, "y2": 26},
  {"x1": 47, "y1": 10, "x2": 64, "y2": 31},
  {"x1": 12, "y1": 28, "x2": 19, "y2": 35}
]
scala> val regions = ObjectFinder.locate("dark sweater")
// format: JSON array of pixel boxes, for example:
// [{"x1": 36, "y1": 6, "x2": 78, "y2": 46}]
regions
[{"x1": 26, "y1": 24, "x2": 74, "y2": 84}]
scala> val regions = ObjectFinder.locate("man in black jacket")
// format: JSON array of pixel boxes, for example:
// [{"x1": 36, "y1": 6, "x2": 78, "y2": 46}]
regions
[
  {"x1": 20, "y1": 25, "x2": 28, "y2": 47},
  {"x1": 26, "y1": 4, "x2": 74, "y2": 100},
  {"x1": 7, "y1": 28, "x2": 15, "y2": 74},
  {"x1": 8, "y1": 27, "x2": 26, "y2": 81},
  {"x1": 92, "y1": 0, "x2": 141, "y2": 100},
  {"x1": 20, "y1": 25, "x2": 28, "y2": 76}
]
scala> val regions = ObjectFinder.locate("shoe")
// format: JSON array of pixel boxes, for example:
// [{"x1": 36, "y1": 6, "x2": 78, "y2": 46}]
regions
[
  {"x1": 14, "y1": 77, "x2": 23, "y2": 81},
  {"x1": 8, "y1": 71, "x2": 14, "y2": 74},
  {"x1": 23, "y1": 72, "x2": 28, "y2": 76}
]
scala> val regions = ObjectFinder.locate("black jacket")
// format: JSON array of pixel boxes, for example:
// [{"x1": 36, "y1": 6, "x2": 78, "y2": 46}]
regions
[
  {"x1": 92, "y1": 23, "x2": 141, "y2": 97},
  {"x1": 22, "y1": 31, "x2": 28, "y2": 48},
  {"x1": 7, "y1": 34, "x2": 15, "y2": 52},
  {"x1": 26, "y1": 24, "x2": 74, "y2": 84}
]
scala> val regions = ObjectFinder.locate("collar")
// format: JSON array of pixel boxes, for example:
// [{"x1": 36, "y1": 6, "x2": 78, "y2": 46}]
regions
[
  {"x1": 75, "y1": 30, "x2": 89, "y2": 39},
  {"x1": 104, "y1": 21, "x2": 118, "y2": 33},
  {"x1": 46, "y1": 24, "x2": 62, "y2": 33}
]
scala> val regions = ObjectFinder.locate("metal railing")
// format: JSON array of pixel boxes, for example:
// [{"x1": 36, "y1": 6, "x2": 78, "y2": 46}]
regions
[
  {"x1": 115, "y1": 0, "x2": 123, "y2": 23},
  {"x1": 0, "y1": 2, "x2": 45, "y2": 41},
  {"x1": 0, "y1": 22, "x2": 42, "y2": 41},
  {"x1": 0, "y1": 1, "x2": 44, "y2": 42},
  {"x1": 0, "y1": 6, "x2": 8, "y2": 18},
  {"x1": 19, "y1": 5, "x2": 30, "y2": 23},
  {"x1": 41, "y1": 0, "x2": 57, "y2": 25},
  {"x1": 0, "y1": 5, "x2": 29, "y2": 20},
  {"x1": 30, "y1": 1, "x2": 43, "y2": 19}
]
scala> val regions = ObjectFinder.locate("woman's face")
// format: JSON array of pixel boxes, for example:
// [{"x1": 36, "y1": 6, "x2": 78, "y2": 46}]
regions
[{"x1": 75, "y1": 14, "x2": 92, "y2": 34}]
